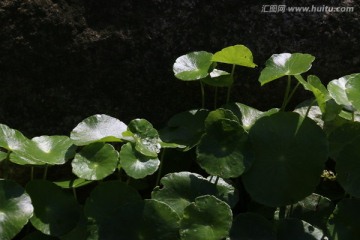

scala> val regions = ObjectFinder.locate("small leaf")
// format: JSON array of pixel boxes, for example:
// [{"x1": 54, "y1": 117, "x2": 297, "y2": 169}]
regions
[
  {"x1": 119, "y1": 142, "x2": 160, "y2": 179},
  {"x1": 180, "y1": 195, "x2": 232, "y2": 240},
  {"x1": 128, "y1": 119, "x2": 161, "y2": 158},
  {"x1": 0, "y1": 180, "x2": 34, "y2": 240},
  {"x1": 204, "y1": 108, "x2": 239, "y2": 129},
  {"x1": 259, "y1": 53, "x2": 315, "y2": 85},
  {"x1": 229, "y1": 213, "x2": 276, "y2": 240},
  {"x1": 201, "y1": 69, "x2": 233, "y2": 87},
  {"x1": 159, "y1": 109, "x2": 209, "y2": 151},
  {"x1": 327, "y1": 198, "x2": 360, "y2": 240},
  {"x1": 53, "y1": 178, "x2": 93, "y2": 189},
  {"x1": 306, "y1": 75, "x2": 330, "y2": 113},
  {"x1": 212, "y1": 45, "x2": 257, "y2": 68},
  {"x1": 26, "y1": 180, "x2": 81, "y2": 237},
  {"x1": 70, "y1": 114, "x2": 128, "y2": 146},
  {"x1": 173, "y1": 51, "x2": 214, "y2": 81},
  {"x1": 345, "y1": 73, "x2": 360, "y2": 111},
  {"x1": 71, "y1": 143, "x2": 119, "y2": 180},
  {"x1": 197, "y1": 119, "x2": 249, "y2": 178},
  {"x1": 152, "y1": 172, "x2": 238, "y2": 215},
  {"x1": 243, "y1": 112, "x2": 328, "y2": 207}
]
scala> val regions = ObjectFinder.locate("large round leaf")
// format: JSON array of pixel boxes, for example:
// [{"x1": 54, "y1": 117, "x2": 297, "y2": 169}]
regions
[
  {"x1": 0, "y1": 124, "x2": 29, "y2": 151},
  {"x1": 229, "y1": 213, "x2": 276, "y2": 240},
  {"x1": 119, "y1": 142, "x2": 160, "y2": 179},
  {"x1": 327, "y1": 198, "x2": 360, "y2": 240},
  {"x1": 0, "y1": 180, "x2": 33, "y2": 240},
  {"x1": 70, "y1": 114, "x2": 128, "y2": 146},
  {"x1": 10, "y1": 136, "x2": 76, "y2": 166},
  {"x1": 180, "y1": 195, "x2": 232, "y2": 240},
  {"x1": 328, "y1": 74, "x2": 355, "y2": 108},
  {"x1": 212, "y1": 45, "x2": 257, "y2": 68},
  {"x1": 335, "y1": 136, "x2": 360, "y2": 197},
  {"x1": 128, "y1": 119, "x2": 161, "y2": 158},
  {"x1": 345, "y1": 73, "x2": 360, "y2": 111},
  {"x1": 26, "y1": 180, "x2": 81, "y2": 237},
  {"x1": 259, "y1": 53, "x2": 315, "y2": 85},
  {"x1": 243, "y1": 112, "x2": 328, "y2": 207},
  {"x1": 173, "y1": 51, "x2": 214, "y2": 81},
  {"x1": 72, "y1": 142, "x2": 119, "y2": 180},
  {"x1": 159, "y1": 109, "x2": 209, "y2": 151},
  {"x1": 197, "y1": 119, "x2": 248, "y2": 178},
  {"x1": 152, "y1": 172, "x2": 238, "y2": 215},
  {"x1": 277, "y1": 219, "x2": 327, "y2": 240}
]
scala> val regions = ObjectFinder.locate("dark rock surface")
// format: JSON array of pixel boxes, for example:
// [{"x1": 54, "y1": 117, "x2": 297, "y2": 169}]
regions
[{"x1": 0, "y1": 0, "x2": 359, "y2": 136}]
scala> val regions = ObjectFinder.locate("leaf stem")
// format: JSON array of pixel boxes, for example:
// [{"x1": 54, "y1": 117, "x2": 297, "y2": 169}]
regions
[
  {"x1": 214, "y1": 87, "x2": 218, "y2": 109},
  {"x1": 155, "y1": 149, "x2": 166, "y2": 187},
  {"x1": 200, "y1": 81, "x2": 205, "y2": 108},
  {"x1": 305, "y1": 99, "x2": 317, "y2": 118},
  {"x1": 72, "y1": 188, "x2": 78, "y2": 201},
  {"x1": 281, "y1": 76, "x2": 292, "y2": 111},
  {"x1": 226, "y1": 64, "x2": 236, "y2": 104},
  {"x1": 43, "y1": 165, "x2": 48, "y2": 180},
  {"x1": 30, "y1": 167, "x2": 34, "y2": 180},
  {"x1": 284, "y1": 82, "x2": 301, "y2": 108}
]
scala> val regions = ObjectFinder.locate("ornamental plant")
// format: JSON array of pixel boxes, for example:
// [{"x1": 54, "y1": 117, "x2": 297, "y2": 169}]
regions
[{"x1": 0, "y1": 44, "x2": 360, "y2": 240}]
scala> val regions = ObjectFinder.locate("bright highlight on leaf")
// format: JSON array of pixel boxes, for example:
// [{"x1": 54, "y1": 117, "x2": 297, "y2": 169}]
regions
[{"x1": 212, "y1": 45, "x2": 257, "y2": 68}]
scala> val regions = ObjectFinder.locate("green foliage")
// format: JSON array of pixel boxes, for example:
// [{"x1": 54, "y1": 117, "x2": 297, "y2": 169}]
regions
[{"x1": 1, "y1": 44, "x2": 360, "y2": 239}]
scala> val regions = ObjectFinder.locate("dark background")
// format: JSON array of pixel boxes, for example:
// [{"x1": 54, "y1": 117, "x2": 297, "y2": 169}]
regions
[{"x1": 0, "y1": 0, "x2": 359, "y2": 137}]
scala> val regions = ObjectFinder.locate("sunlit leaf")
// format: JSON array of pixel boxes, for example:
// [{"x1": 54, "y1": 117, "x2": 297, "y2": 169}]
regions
[
  {"x1": 201, "y1": 69, "x2": 233, "y2": 87},
  {"x1": 277, "y1": 219, "x2": 328, "y2": 240},
  {"x1": 212, "y1": 45, "x2": 257, "y2": 68},
  {"x1": 345, "y1": 73, "x2": 360, "y2": 111}
]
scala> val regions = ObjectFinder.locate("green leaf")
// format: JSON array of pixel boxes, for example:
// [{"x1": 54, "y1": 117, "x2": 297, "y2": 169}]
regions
[
  {"x1": 259, "y1": 53, "x2": 315, "y2": 85},
  {"x1": 201, "y1": 69, "x2": 233, "y2": 87},
  {"x1": 293, "y1": 104, "x2": 324, "y2": 128},
  {"x1": 152, "y1": 172, "x2": 238, "y2": 215},
  {"x1": 243, "y1": 112, "x2": 328, "y2": 207},
  {"x1": 0, "y1": 124, "x2": 29, "y2": 151},
  {"x1": 229, "y1": 213, "x2": 276, "y2": 240},
  {"x1": 70, "y1": 114, "x2": 128, "y2": 146},
  {"x1": 53, "y1": 178, "x2": 92, "y2": 189},
  {"x1": 327, "y1": 198, "x2": 360, "y2": 240},
  {"x1": 345, "y1": 73, "x2": 360, "y2": 111},
  {"x1": 197, "y1": 119, "x2": 249, "y2": 178},
  {"x1": 328, "y1": 74, "x2": 354, "y2": 108},
  {"x1": 0, "y1": 180, "x2": 33, "y2": 240},
  {"x1": 306, "y1": 75, "x2": 330, "y2": 113},
  {"x1": 173, "y1": 51, "x2": 214, "y2": 81},
  {"x1": 224, "y1": 102, "x2": 279, "y2": 130},
  {"x1": 180, "y1": 195, "x2": 232, "y2": 240},
  {"x1": 0, "y1": 150, "x2": 7, "y2": 162},
  {"x1": 10, "y1": 136, "x2": 76, "y2": 166},
  {"x1": 280, "y1": 193, "x2": 334, "y2": 230},
  {"x1": 128, "y1": 119, "x2": 161, "y2": 158},
  {"x1": 71, "y1": 143, "x2": 119, "y2": 180},
  {"x1": 119, "y1": 142, "x2": 160, "y2": 179},
  {"x1": 212, "y1": 45, "x2": 257, "y2": 68},
  {"x1": 26, "y1": 180, "x2": 81, "y2": 237},
  {"x1": 159, "y1": 109, "x2": 209, "y2": 151},
  {"x1": 335, "y1": 136, "x2": 360, "y2": 197},
  {"x1": 328, "y1": 122, "x2": 360, "y2": 160},
  {"x1": 204, "y1": 108, "x2": 239, "y2": 129},
  {"x1": 277, "y1": 219, "x2": 327, "y2": 240}
]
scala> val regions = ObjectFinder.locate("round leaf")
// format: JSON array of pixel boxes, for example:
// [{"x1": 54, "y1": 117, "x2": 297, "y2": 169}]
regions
[
  {"x1": 277, "y1": 219, "x2": 327, "y2": 240},
  {"x1": 26, "y1": 180, "x2": 81, "y2": 237},
  {"x1": 152, "y1": 172, "x2": 238, "y2": 215},
  {"x1": 204, "y1": 108, "x2": 239, "y2": 129},
  {"x1": 243, "y1": 112, "x2": 328, "y2": 207},
  {"x1": 159, "y1": 109, "x2": 209, "y2": 151},
  {"x1": 201, "y1": 69, "x2": 233, "y2": 87},
  {"x1": 328, "y1": 74, "x2": 355, "y2": 108},
  {"x1": 70, "y1": 114, "x2": 128, "y2": 146},
  {"x1": 10, "y1": 136, "x2": 76, "y2": 166},
  {"x1": 259, "y1": 53, "x2": 315, "y2": 85},
  {"x1": 335, "y1": 136, "x2": 360, "y2": 197},
  {"x1": 128, "y1": 119, "x2": 161, "y2": 158},
  {"x1": 0, "y1": 180, "x2": 34, "y2": 240},
  {"x1": 212, "y1": 45, "x2": 257, "y2": 68},
  {"x1": 0, "y1": 124, "x2": 29, "y2": 151},
  {"x1": 327, "y1": 198, "x2": 360, "y2": 240},
  {"x1": 53, "y1": 178, "x2": 92, "y2": 189},
  {"x1": 173, "y1": 51, "x2": 214, "y2": 81},
  {"x1": 119, "y1": 142, "x2": 160, "y2": 179},
  {"x1": 345, "y1": 73, "x2": 360, "y2": 111},
  {"x1": 180, "y1": 195, "x2": 232, "y2": 240},
  {"x1": 72, "y1": 143, "x2": 119, "y2": 180},
  {"x1": 229, "y1": 213, "x2": 276, "y2": 240},
  {"x1": 196, "y1": 119, "x2": 249, "y2": 178}
]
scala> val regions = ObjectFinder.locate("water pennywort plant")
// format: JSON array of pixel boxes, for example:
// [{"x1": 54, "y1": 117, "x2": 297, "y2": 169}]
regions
[{"x1": 1, "y1": 44, "x2": 360, "y2": 239}]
